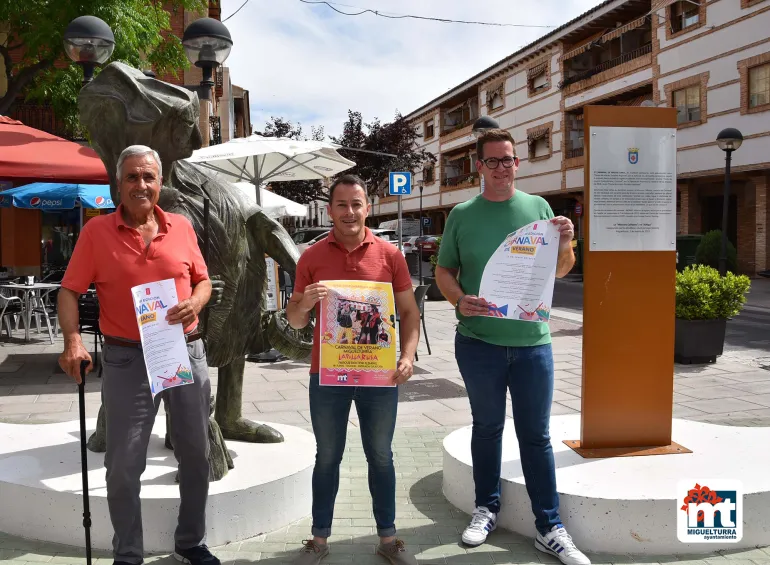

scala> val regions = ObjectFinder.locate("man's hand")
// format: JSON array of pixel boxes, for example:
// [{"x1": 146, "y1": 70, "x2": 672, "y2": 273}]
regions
[
  {"x1": 59, "y1": 337, "x2": 92, "y2": 384},
  {"x1": 551, "y1": 216, "x2": 575, "y2": 248},
  {"x1": 167, "y1": 296, "x2": 202, "y2": 327},
  {"x1": 298, "y1": 282, "x2": 328, "y2": 312},
  {"x1": 392, "y1": 356, "x2": 414, "y2": 385},
  {"x1": 457, "y1": 295, "x2": 490, "y2": 317}
]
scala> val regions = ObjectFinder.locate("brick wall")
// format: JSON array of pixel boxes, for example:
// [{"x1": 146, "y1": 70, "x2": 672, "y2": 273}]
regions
[
  {"x1": 754, "y1": 175, "x2": 768, "y2": 272},
  {"x1": 156, "y1": 2, "x2": 189, "y2": 86},
  {"x1": 737, "y1": 184, "x2": 756, "y2": 274},
  {"x1": 678, "y1": 183, "x2": 689, "y2": 233}
]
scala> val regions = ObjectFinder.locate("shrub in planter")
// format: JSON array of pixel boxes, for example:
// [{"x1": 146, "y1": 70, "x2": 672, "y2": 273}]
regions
[
  {"x1": 674, "y1": 264, "x2": 751, "y2": 364},
  {"x1": 694, "y1": 229, "x2": 737, "y2": 273}
]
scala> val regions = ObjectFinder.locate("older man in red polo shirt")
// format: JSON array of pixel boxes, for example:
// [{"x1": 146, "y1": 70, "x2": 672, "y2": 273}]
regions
[
  {"x1": 57, "y1": 145, "x2": 217, "y2": 565},
  {"x1": 286, "y1": 174, "x2": 421, "y2": 565}
]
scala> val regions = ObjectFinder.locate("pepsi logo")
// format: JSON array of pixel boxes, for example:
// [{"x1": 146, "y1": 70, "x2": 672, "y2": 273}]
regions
[
  {"x1": 30, "y1": 197, "x2": 41, "y2": 207},
  {"x1": 95, "y1": 196, "x2": 105, "y2": 206}
]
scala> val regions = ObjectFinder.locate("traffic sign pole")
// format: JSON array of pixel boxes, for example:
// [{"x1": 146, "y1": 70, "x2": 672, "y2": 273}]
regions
[{"x1": 388, "y1": 172, "x2": 412, "y2": 255}]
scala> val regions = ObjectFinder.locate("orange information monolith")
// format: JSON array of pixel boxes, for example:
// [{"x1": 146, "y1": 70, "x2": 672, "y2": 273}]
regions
[{"x1": 563, "y1": 104, "x2": 691, "y2": 458}]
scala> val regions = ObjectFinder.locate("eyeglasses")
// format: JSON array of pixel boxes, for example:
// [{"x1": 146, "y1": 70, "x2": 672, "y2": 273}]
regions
[{"x1": 480, "y1": 156, "x2": 516, "y2": 169}]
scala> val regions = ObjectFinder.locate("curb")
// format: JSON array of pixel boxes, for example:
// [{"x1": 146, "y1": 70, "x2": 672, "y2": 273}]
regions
[{"x1": 550, "y1": 308, "x2": 583, "y2": 324}]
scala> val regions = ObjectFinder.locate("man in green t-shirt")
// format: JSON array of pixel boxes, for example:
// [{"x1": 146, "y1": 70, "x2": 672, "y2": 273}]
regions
[{"x1": 435, "y1": 129, "x2": 589, "y2": 565}]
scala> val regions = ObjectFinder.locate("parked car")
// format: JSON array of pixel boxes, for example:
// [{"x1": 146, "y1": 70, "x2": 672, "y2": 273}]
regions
[
  {"x1": 417, "y1": 235, "x2": 441, "y2": 261},
  {"x1": 292, "y1": 227, "x2": 330, "y2": 254},
  {"x1": 402, "y1": 236, "x2": 420, "y2": 255}
]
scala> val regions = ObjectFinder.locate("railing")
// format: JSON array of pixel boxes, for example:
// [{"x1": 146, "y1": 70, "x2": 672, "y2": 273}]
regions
[
  {"x1": 566, "y1": 147, "x2": 584, "y2": 159},
  {"x1": 559, "y1": 43, "x2": 652, "y2": 90},
  {"x1": 441, "y1": 172, "x2": 479, "y2": 187},
  {"x1": 9, "y1": 103, "x2": 86, "y2": 141},
  {"x1": 441, "y1": 115, "x2": 477, "y2": 136},
  {"x1": 210, "y1": 115, "x2": 222, "y2": 145}
]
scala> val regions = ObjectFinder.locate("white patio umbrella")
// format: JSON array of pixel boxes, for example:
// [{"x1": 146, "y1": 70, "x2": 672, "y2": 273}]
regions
[
  {"x1": 233, "y1": 182, "x2": 308, "y2": 219},
  {"x1": 184, "y1": 134, "x2": 357, "y2": 206}
]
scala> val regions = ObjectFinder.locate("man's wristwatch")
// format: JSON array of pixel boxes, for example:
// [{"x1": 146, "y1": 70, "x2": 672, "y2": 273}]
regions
[{"x1": 455, "y1": 295, "x2": 465, "y2": 313}]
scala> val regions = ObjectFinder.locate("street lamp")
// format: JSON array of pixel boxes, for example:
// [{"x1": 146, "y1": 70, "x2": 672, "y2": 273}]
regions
[
  {"x1": 417, "y1": 181, "x2": 425, "y2": 285},
  {"x1": 472, "y1": 115, "x2": 500, "y2": 138},
  {"x1": 182, "y1": 17, "x2": 233, "y2": 101},
  {"x1": 715, "y1": 127, "x2": 743, "y2": 276},
  {"x1": 63, "y1": 16, "x2": 115, "y2": 86}
]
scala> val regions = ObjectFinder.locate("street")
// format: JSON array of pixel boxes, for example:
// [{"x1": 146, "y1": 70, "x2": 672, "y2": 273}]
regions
[
  {"x1": 413, "y1": 255, "x2": 770, "y2": 364},
  {"x1": 552, "y1": 277, "x2": 770, "y2": 364}
]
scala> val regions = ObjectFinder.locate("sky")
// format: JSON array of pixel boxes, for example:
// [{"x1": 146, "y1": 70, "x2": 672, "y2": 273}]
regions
[{"x1": 222, "y1": 0, "x2": 601, "y2": 139}]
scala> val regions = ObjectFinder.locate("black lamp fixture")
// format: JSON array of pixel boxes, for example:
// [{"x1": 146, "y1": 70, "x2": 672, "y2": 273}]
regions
[
  {"x1": 715, "y1": 127, "x2": 743, "y2": 276},
  {"x1": 63, "y1": 15, "x2": 115, "y2": 85},
  {"x1": 182, "y1": 17, "x2": 233, "y2": 100},
  {"x1": 472, "y1": 115, "x2": 500, "y2": 138}
]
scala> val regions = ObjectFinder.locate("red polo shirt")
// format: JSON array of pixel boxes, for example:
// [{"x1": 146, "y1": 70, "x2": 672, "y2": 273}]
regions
[
  {"x1": 293, "y1": 227, "x2": 413, "y2": 374},
  {"x1": 61, "y1": 204, "x2": 209, "y2": 341}
]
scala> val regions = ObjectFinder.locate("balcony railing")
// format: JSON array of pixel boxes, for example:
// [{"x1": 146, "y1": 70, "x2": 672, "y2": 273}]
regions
[
  {"x1": 559, "y1": 43, "x2": 652, "y2": 90},
  {"x1": 565, "y1": 147, "x2": 584, "y2": 159},
  {"x1": 9, "y1": 103, "x2": 86, "y2": 141},
  {"x1": 442, "y1": 172, "x2": 479, "y2": 187},
  {"x1": 441, "y1": 116, "x2": 477, "y2": 136}
]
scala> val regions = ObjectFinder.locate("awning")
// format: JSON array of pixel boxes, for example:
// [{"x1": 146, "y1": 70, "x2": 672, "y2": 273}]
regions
[
  {"x1": 601, "y1": 15, "x2": 648, "y2": 42},
  {"x1": 527, "y1": 127, "x2": 550, "y2": 142},
  {"x1": 0, "y1": 116, "x2": 109, "y2": 184},
  {"x1": 0, "y1": 182, "x2": 115, "y2": 210},
  {"x1": 527, "y1": 62, "x2": 548, "y2": 79}
]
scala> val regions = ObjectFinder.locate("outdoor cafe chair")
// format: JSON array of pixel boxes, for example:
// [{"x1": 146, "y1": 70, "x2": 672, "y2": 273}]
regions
[{"x1": 395, "y1": 284, "x2": 432, "y2": 362}]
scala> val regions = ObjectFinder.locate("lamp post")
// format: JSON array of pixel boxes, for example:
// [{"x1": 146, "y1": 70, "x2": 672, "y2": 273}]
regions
[
  {"x1": 715, "y1": 127, "x2": 743, "y2": 276},
  {"x1": 472, "y1": 116, "x2": 500, "y2": 193},
  {"x1": 418, "y1": 181, "x2": 425, "y2": 285},
  {"x1": 182, "y1": 17, "x2": 233, "y2": 101},
  {"x1": 63, "y1": 16, "x2": 115, "y2": 86}
]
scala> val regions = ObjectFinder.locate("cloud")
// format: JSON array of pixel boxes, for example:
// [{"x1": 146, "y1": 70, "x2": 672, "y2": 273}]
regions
[{"x1": 223, "y1": 0, "x2": 601, "y2": 138}]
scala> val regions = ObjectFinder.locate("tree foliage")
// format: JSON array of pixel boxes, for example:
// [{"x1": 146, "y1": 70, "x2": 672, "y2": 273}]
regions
[
  {"x1": 259, "y1": 111, "x2": 435, "y2": 206},
  {"x1": 330, "y1": 110, "x2": 436, "y2": 199},
  {"x1": 0, "y1": 0, "x2": 206, "y2": 134}
]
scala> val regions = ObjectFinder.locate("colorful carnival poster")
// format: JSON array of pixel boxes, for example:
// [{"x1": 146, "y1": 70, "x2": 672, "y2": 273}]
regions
[
  {"x1": 318, "y1": 280, "x2": 397, "y2": 387},
  {"x1": 478, "y1": 220, "x2": 560, "y2": 322},
  {"x1": 131, "y1": 278, "x2": 194, "y2": 397}
]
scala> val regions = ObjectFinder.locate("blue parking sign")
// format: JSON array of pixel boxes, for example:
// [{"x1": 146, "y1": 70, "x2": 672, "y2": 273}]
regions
[{"x1": 389, "y1": 172, "x2": 412, "y2": 196}]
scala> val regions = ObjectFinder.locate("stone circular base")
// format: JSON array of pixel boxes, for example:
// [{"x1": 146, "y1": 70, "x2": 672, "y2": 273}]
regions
[
  {"x1": 0, "y1": 418, "x2": 315, "y2": 552},
  {"x1": 442, "y1": 414, "x2": 770, "y2": 554}
]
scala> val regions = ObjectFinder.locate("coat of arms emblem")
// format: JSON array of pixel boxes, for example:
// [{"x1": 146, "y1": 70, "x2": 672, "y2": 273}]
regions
[{"x1": 628, "y1": 147, "x2": 639, "y2": 164}]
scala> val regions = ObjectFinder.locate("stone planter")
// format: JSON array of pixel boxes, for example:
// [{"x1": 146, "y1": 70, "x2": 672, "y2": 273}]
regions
[{"x1": 674, "y1": 317, "x2": 727, "y2": 364}]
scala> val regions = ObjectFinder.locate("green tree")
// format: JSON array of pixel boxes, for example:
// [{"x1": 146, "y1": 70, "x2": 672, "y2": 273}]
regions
[
  {"x1": 257, "y1": 116, "x2": 328, "y2": 205},
  {"x1": 330, "y1": 110, "x2": 436, "y2": 200},
  {"x1": 0, "y1": 0, "x2": 206, "y2": 135}
]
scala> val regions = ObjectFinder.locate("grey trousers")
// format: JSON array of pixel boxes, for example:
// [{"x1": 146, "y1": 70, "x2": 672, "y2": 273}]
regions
[{"x1": 101, "y1": 338, "x2": 211, "y2": 564}]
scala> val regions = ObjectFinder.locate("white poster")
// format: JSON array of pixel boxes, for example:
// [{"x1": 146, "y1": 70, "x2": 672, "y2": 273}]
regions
[
  {"x1": 131, "y1": 279, "x2": 194, "y2": 397},
  {"x1": 265, "y1": 256, "x2": 279, "y2": 311},
  {"x1": 478, "y1": 220, "x2": 560, "y2": 322},
  {"x1": 588, "y1": 126, "x2": 677, "y2": 252}
]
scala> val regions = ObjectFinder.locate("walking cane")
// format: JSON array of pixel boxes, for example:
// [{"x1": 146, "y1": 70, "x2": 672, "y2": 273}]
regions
[
  {"x1": 78, "y1": 359, "x2": 93, "y2": 565},
  {"x1": 203, "y1": 197, "x2": 210, "y2": 335}
]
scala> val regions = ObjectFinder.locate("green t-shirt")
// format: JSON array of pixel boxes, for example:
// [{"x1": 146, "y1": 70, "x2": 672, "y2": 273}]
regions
[{"x1": 437, "y1": 190, "x2": 555, "y2": 347}]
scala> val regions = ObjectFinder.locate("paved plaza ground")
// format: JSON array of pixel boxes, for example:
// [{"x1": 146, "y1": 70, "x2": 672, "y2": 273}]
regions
[{"x1": 1, "y1": 289, "x2": 770, "y2": 564}]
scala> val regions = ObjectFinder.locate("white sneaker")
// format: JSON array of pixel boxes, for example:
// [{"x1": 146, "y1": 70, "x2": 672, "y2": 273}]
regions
[
  {"x1": 535, "y1": 525, "x2": 591, "y2": 565},
  {"x1": 461, "y1": 506, "x2": 497, "y2": 546}
]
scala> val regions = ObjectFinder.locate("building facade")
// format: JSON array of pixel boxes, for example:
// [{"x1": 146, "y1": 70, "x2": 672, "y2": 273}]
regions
[{"x1": 373, "y1": 0, "x2": 770, "y2": 275}]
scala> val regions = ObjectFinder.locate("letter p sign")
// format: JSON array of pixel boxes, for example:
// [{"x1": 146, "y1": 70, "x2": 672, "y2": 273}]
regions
[{"x1": 389, "y1": 172, "x2": 412, "y2": 196}]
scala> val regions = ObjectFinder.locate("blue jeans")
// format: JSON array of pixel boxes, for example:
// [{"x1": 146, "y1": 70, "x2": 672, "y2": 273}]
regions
[
  {"x1": 454, "y1": 332, "x2": 561, "y2": 535},
  {"x1": 308, "y1": 373, "x2": 398, "y2": 538}
]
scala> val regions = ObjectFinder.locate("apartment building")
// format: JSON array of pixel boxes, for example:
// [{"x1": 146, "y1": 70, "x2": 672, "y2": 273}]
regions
[{"x1": 373, "y1": 0, "x2": 770, "y2": 275}]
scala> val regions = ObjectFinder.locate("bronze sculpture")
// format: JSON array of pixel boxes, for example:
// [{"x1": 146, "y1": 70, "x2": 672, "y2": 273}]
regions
[{"x1": 78, "y1": 62, "x2": 314, "y2": 479}]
